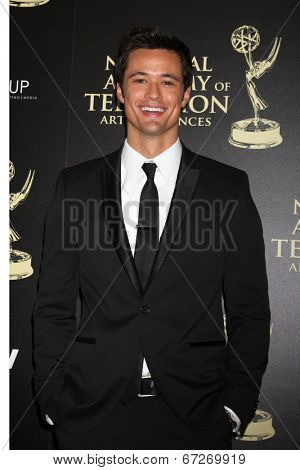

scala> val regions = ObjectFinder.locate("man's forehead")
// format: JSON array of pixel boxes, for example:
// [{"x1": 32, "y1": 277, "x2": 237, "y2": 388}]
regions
[
  {"x1": 126, "y1": 48, "x2": 181, "y2": 65},
  {"x1": 124, "y1": 48, "x2": 183, "y2": 76}
]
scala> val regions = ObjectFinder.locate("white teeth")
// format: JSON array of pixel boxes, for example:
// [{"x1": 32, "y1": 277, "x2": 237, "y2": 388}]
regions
[{"x1": 141, "y1": 107, "x2": 164, "y2": 112}]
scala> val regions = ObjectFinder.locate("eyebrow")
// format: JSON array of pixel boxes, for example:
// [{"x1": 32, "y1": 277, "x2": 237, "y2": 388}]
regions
[{"x1": 127, "y1": 72, "x2": 180, "y2": 82}]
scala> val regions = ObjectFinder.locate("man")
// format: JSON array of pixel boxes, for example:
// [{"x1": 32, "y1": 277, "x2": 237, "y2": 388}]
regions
[{"x1": 33, "y1": 27, "x2": 271, "y2": 450}]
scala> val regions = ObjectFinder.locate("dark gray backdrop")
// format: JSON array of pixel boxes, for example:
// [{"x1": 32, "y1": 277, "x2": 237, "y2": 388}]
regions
[{"x1": 10, "y1": 0, "x2": 300, "y2": 450}]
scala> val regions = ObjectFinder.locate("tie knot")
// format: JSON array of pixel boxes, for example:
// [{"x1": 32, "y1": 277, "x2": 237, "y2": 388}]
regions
[{"x1": 142, "y1": 162, "x2": 157, "y2": 179}]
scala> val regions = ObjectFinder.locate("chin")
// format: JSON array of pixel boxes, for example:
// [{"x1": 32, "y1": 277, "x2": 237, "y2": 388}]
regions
[
  {"x1": 139, "y1": 125, "x2": 164, "y2": 135},
  {"x1": 142, "y1": 129, "x2": 166, "y2": 137}
]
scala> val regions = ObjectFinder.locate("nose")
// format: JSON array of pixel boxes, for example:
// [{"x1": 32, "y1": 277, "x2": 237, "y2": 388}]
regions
[{"x1": 145, "y1": 81, "x2": 161, "y2": 100}]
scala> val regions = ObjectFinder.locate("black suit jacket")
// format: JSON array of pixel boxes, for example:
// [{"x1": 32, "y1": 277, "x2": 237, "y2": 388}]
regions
[{"x1": 33, "y1": 142, "x2": 271, "y2": 436}]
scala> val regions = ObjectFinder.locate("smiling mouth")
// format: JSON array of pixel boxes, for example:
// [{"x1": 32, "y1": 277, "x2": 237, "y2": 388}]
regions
[{"x1": 139, "y1": 106, "x2": 165, "y2": 116}]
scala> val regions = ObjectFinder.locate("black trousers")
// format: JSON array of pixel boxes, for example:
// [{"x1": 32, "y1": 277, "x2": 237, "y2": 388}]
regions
[{"x1": 54, "y1": 395, "x2": 233, "y2": 450}]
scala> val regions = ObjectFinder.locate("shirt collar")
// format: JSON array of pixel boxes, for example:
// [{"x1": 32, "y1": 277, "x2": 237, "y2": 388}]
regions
[{"x1": 121, "y1": 138, "x2": 182, "y2": 191}]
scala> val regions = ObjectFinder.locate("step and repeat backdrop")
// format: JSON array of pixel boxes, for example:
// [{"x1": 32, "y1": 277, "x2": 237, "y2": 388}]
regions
[{"x1": 9, "y1": 0, "x2": 299, "y2": 450}]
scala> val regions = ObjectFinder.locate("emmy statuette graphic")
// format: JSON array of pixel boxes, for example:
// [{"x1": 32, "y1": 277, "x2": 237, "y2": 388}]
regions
[
  {"x1": 229, "y1": 25, "x2": 282, "y2": 149},
  {"x1": 10, "y1": 0, "x2": 50, "y2": 7},
  {"x1": 9, "y1": 161, "x2": 35, "y2": 280}
]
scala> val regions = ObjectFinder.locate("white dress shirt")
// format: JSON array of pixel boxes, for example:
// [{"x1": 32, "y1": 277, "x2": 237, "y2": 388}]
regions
[
  {"x1": 46, "y1": 137, "x2": 240, "y2": 432},
  {"x1": 121, "y1": 137, "x2": 182, "y2": 378}
]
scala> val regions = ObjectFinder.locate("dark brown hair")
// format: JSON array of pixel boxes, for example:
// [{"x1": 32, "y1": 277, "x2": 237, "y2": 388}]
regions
[{"x1": 114, "y1": 26, "x2": 193, "y2": 93}]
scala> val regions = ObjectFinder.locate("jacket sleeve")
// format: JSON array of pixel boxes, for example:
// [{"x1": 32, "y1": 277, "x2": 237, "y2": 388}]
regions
[
  {"x1": 222, "y1": 171, "x2": 271, "y2": 436},
  {"x1": 32, "y1": 171, "x2": 79, "y2": 421}
]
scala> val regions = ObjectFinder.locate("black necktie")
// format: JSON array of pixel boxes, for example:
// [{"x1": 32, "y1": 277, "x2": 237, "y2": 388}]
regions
[
  {"x1": 120, "y1": 162, "x2": 159, "y2": 405},
  {"x1": 134, "y1": 162, "x2": 159, "y2": 291}
]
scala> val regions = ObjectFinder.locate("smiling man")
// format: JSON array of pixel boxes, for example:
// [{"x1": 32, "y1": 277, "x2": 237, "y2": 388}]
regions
[
  {"x1": 116, "y1": 47, "x2": 190, "y2": 155},
  {"x1": 33, "y1": 27, "x2": 271, "y2": 450}
]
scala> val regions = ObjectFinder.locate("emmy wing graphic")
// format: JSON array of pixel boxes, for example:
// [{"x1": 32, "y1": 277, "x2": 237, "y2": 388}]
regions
[
  {"x1": 229, "y1": 25, "x2": 282, "y2": 149},
  {"x1": 9, "y1": 161, "x2": 35, "y2": 280},
  {"x1": 10, "y1": 0, "x2": 50, "y2": 7}
]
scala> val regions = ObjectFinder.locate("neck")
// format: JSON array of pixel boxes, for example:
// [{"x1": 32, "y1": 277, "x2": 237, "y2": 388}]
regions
[{"x1": 126, "y1": 129, "x2": 179, "y2": 158}]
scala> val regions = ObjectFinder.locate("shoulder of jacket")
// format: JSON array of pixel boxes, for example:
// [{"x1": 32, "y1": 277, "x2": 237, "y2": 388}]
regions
[
  {"x1": 59, "y1": 147, "x2": 121, "y2": 182},
  {"x1": 184, "y1": 145, "x2": 248, "y2": 185}
]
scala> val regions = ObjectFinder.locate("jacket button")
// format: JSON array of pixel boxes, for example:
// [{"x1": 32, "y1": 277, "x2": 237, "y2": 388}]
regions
[{"x1": 140, "y1": 305, "x2": 150, "y2": 314}]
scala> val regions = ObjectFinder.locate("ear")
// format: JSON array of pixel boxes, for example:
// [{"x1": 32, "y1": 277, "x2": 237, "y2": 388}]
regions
[
  {"x1": 181, "y1": 86, "x2": 191, "y2": 108},
  {"x1": 116, "y1": 82, "x2": 125, "y2": 104}
]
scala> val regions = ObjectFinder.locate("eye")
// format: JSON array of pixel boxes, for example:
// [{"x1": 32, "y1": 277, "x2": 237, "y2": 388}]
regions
[
  {"x1": 162, "y1": 80, "x2": 174, "y2": 86},
  {"x1": 134, "y1": 78, "x2": 146, "y2": 84}
]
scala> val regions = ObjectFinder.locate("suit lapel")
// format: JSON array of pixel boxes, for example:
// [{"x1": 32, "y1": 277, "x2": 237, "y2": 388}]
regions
[
  {"x1": 144, "y1": 143, "x2": 202, "y2": 292},
  {"x1": 100, "y1": 142, "x2": 202, "y2": 296},
  {"x1": 100, "y1": 147, "x2": 143, "y2": 296}
]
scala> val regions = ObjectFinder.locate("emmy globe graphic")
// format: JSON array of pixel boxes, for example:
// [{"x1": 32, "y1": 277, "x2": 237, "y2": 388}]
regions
[
  {"x1": 10, "y1": 0, "x2": 50, "y2": 7},
  {"x1": 235, "y1": 322, "x2": 275, "y2": 441},
  {"x1": 229, "y1": 25, "x2": 282, "y2": 149},
  {"x1": 9, "y1": 161, "x2": 35, "y2": 280}
]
